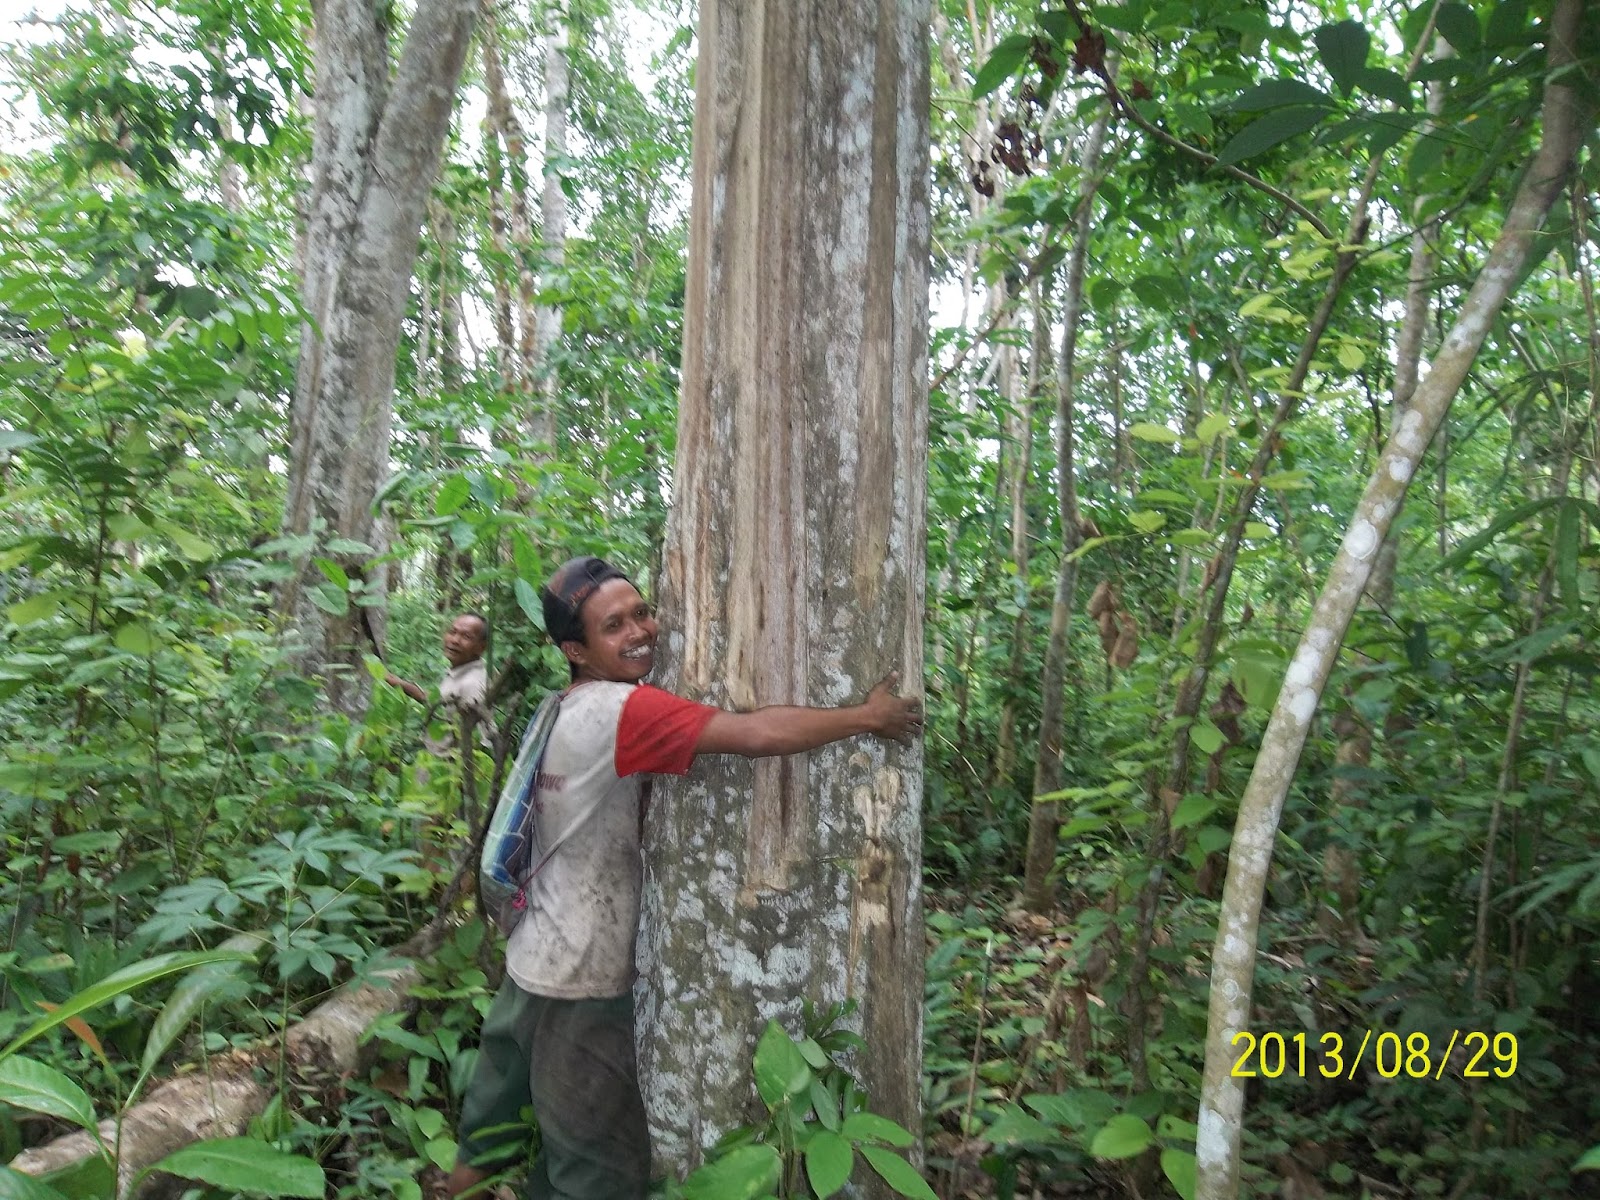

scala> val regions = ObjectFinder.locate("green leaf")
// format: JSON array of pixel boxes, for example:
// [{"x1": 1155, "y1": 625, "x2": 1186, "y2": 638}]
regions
[
  {"x1": 1574, "y1": 1144, "x2": 1600, "y2": 1171},
  {"x1": 1195, "y1": 412, "x2": 1230, "y2": 443},
  {"x1": 141, "y1": 934, "x2": 261, "y2": 1075},
  {"x1": 805, "y1": 1130, "x2": 853, "y2": 1199},
  {"x1": 1354, "y1": 67, "x2": 1410, "y2": 107},
  {"x1": 314, "y1": 557, "x2": 350, "y2": 589},
  {"x1": 1161, "y1": 1148, "x2": 1198, "y2": 1200},
  {"x1": 166, "y1": 527, "x2": 216, "y2": 561},
  {"x1": 752, "y1": 1021, "x2": 812, "y2": 1109},
  {"x1": 1314, "y1": 20, "x2": 1369, "y2": 94},
  {"x1": 1128, "y1": 422, "x2": 1180, "y2": 444},
  {"x1": 146, "y1": 1139, "x2": 324, "y2": 1198},
  {"x1": 1024, "y1": 1089, "x2": 1117, "y2": 1131},
  {"x1": 1197, "y1": 827, "x2": 1231, "y2": 853},
  {"x1": 983, "y1": 1104, "x2": 1059, "y2": 1146},
  {"x1": 973, "y1": 33, "x2": 1034, "y2": 99},
  {"x1": 435, "y1": 475, "x2": 471, "y2": 516},
  {"x1": 106, "y1": 513, "x2": 152, "y2": 541},
  {"x1": 514, "y1": 577, "x2": 542, "y2": 625},
  {"x1": 0, "y1": 1166, "x2": 71, "y2": 1200},
  {"x1": 1129, "y1": 510, "x2": 1166, "y2": 534},
  {"x1": 1157, "y1": 1114, "x2": 1199, "y2": 1140},
  {"x1": 324, "y1": 538, "x2": 377, "y2": 556},
  {"x1": 1, "y1": 950, "x2": 255, "y2": 1061},
  {"x1": 29, "y1": 1153, "x2": 114, "y2": 1200},
  {"x1": 681, "y1": 1145, "x2": 781, "y2": 1200},
  {"x1": 1225, "y1": 79, "x2": 1332, "y2": 111},
  {"x1": 1189, "y1": 719, "x2": 1226, "y2": 756},
  {"x1": 425, "y1": 1137, "x2": 456, "y2": 1172},
  {"x1": 7, "y1": 592, "x2": 64, "y2": 626},
  {"x1": 114, "y1": 624, "x2": 155, "y2": 656},
  {"x1": 1090, "y1": 1114, "x2": 1155, "y2": 1159},
  {"x1": 1484, "y1": 0, "x2": 1528, "y2": 49},
  {"x1": 1213, "y1": 106, "x2": 1329, "y2": 168},
  {"x1": 858, "y1": 1146, "x2": 936, "y2": 1200},
  {"x1": 1434, "y1": 3, "x2": 1481, "y2": 52},
  {"x1": 1170, "y1": 794, "x2": 1218, "y2": 831},
  {"x1": 840, "y1": 1112, "x2": 915, "y2": 1147},
  {"x1": 308, "y1": 584, "x2": 349, "y2": 616},
  {"x1": 0, "y1": 1057, "x2": 98, "y2": 1133}
]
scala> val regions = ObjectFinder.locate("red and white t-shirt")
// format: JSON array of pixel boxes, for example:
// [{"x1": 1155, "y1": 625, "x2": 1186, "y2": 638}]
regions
[{"x1": 505, "y1": 680, "x2": 717, "y2": 999}]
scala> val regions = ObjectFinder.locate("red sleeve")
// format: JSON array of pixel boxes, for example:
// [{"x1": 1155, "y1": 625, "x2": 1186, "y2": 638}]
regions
[{"x1": 615, "y1": 684, "x2": 720, "y2": 778}]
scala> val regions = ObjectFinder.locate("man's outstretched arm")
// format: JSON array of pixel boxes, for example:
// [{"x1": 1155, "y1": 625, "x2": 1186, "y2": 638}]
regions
[
  {"x1": 692, "y1": 672, "x2": 921, "y2": 759},
  {"x1": 384, "y1": 671, "x2": 428, "y2": 705}
]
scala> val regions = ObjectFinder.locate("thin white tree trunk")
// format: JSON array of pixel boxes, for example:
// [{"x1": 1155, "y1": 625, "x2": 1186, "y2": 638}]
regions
[
  {"x1": 638, "y1": 0, "x2": 929, "y2": 1175},
  {"x1": 1195, "y1": 6, "x2": 1590, "y2": 1193}
]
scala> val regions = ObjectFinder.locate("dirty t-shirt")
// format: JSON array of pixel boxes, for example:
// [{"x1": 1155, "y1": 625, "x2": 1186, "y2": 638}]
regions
[{"x1": 505, "y1": 680, "x2": 717, "y2": 999}]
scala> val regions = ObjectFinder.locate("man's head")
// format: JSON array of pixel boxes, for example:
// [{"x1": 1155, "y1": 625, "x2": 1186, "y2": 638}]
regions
[
  {"x1": 541, "y1": 556, "x2": 657, "y2": 684},
  {"x1": 443, "y1": 612, "x2": 489, "y2": 667}
]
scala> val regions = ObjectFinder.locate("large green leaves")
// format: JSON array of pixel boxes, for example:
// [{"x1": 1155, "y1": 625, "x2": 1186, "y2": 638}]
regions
[
  {"x1": 1214, "y1": 107, "x2": 1331, "y2": 168},
  {"x1": 0, "y1": 950, "x2": 255, "y2": 1061},
  {"x1": 858, "y1": 1146, "x2": 936, "y2": 1200},
  {"x1": 0, "y1": 1058, "x2": 98, "y2": 1133},
  {"x1": 973, "y1": 34, "x2": 1035, "y2": 99},
  {"x1": 680, "y1": 1145, "x2": 780, "y2": 1200},
  {"x1": 804, "y1": 1130, "x2": 853, "y2": 1199},
  {"x1": 140, "y1": 933, "x2": 264, "y2": 1075},
  {"x1": 752, "y1": 1020, "x2": 812, "y2": 1109},
  {"x1": 144, "y1": 1139, "x2": 324, "y2": 1198},
  {"x1": 0, "y1": 1167, "x2": 71, "y2": 1200}
]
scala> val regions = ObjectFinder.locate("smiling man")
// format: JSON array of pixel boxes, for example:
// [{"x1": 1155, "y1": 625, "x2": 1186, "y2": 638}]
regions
[{"x1": 446, "y1": 555, "x2": 920, "y2": 1200}]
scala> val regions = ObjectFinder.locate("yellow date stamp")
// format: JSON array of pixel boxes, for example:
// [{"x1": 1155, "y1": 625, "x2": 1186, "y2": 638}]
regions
[{"x1": 1230, "y1": 1030, "x2": 1519, "y2": 1081}]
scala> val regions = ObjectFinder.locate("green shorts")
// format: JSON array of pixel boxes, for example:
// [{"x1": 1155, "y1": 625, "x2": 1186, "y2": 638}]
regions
[{"x1": 456, "y1": 977, "x2": 649, "y2": 1200}]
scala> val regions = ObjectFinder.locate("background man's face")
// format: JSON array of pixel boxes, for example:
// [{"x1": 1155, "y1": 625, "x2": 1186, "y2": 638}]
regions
[{"x1": 443, "y1": 615, "x2": 487, "y2": 667}]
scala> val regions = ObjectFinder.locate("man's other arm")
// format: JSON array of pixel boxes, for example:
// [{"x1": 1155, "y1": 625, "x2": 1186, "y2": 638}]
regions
[{"x1": 693, "y1": 672, "x2": 921, "y2": 759}]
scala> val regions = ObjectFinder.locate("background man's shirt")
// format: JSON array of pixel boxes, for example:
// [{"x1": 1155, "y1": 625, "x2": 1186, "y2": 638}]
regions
[{"x1": 505, "y1": 680, "x2": 716, "y2": 998}]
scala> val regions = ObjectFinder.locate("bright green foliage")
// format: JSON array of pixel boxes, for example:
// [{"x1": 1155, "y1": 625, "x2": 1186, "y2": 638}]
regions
[
  {"x1": 3, "y1": 0, "x2": 1599, "y2": 1195},
  {"x1": 664, "y1": 1002, "x2": 935, "y2": 1200}
]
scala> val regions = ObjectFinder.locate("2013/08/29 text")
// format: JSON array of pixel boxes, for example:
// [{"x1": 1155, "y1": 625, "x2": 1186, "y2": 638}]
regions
[{"x1": 1229, "y1": 1030, "x2": 1519, "y2": 1081}]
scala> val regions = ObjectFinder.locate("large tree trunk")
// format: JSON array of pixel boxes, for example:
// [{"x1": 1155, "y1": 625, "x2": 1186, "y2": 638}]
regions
[
  {"x1": 1195, "y1": 5, "x2": 1590, "y2": 1193},
  {"x1": 279, "y1": 0, "x2": 479, "y2": 714},
  {"x1": 637, "y1": 0, "x2": 929, "y2": 1176}
]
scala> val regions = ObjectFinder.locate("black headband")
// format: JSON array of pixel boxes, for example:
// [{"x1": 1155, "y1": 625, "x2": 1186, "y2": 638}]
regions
[{"x1": 541, "y1": 556, "x2": 631, "y2": 644}]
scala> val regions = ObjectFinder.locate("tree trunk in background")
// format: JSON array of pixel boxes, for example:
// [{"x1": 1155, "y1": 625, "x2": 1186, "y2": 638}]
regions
[
  {"x1": 1196, "y1": 5, "x2": 1589, "y2": 1191},
  {"x1": 1020, "y1": 93, "x2": 1111, "y2": 913},
  {"x1": 639, "y1": 0, "x2": 929, "y2": 1175},
  {"x1": 993, "y1": 279, "x2": 1046, "y2": 788},
  {"x1": 530, "y1": 21, "x2": 569, "y2": 450},
  {"x1": 280, "y1": 0, "x2": 479, "y2": 714}
]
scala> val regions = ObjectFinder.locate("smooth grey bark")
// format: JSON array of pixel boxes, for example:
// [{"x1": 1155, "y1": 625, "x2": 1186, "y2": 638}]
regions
[
  {"x1": 638, "y1": 0, "x2": 929, "y2": 1176},
  {"x1": 1195, "y1": 4, "x2": 1590, "y2": 1193},
  {"x1": 281, "y1": 0, "x2": 479, "y2": 714}
]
